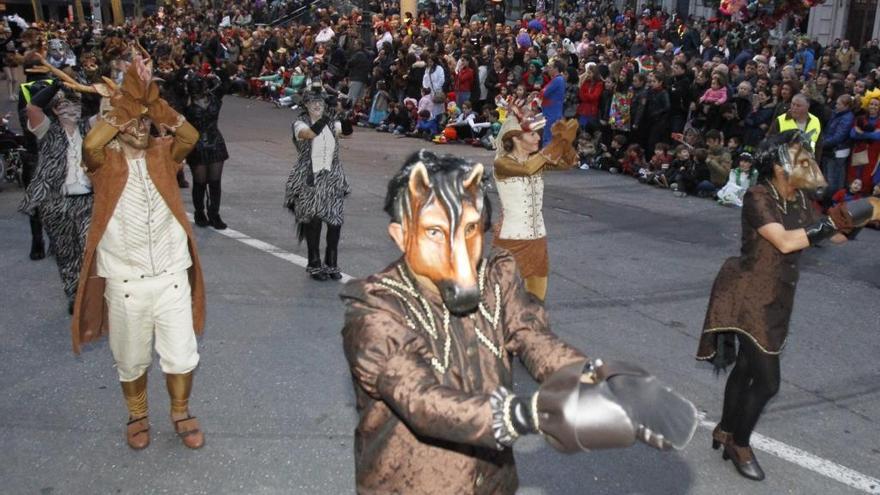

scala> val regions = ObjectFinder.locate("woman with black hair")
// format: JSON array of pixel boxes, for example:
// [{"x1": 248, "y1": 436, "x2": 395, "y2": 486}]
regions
[
  {"x1": 696, "y1": 130, "x2": 879, "y2": 482},
  {"x1": 184, "y1": 69, "x2": 231, "y2": 230}
]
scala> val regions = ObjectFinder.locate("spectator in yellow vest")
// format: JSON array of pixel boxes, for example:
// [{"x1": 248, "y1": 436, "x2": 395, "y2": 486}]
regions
[{"x1": 768, "y1": 94, "x2": 822, "y2": 160}]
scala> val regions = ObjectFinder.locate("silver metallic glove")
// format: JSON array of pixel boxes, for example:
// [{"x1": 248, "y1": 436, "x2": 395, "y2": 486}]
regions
[{"x1": 535, "y1": 358, "x2": 698, "y2": 453}]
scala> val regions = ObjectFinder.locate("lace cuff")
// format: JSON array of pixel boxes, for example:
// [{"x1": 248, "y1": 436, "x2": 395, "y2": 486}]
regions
[{"x1": 490, "y1": 386, "x2": 518, "y2": 449}]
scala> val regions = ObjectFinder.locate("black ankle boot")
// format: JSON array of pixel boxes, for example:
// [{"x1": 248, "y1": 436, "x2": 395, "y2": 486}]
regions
[
  {"x1": 307, "y1": 263, "x2": 329, "y2": 281},
  {"x1": 323, "y1": 265, "x2": 342, "y2": 280},
  {"x1": 207, "y1": 211, "x2": 227, "y2": 230},
  {"x1": 194, "y1": 210, "x2": 209, "y2": 227},
  {"x1": 29, "y1": 215, "x2": 45, "y2": 260},
  {"x1": 302, "y1": 220, "x2": 327, "y2": 281},
  {"x1": 723, "y1": 443, "x2": 765, "y2": 481}
]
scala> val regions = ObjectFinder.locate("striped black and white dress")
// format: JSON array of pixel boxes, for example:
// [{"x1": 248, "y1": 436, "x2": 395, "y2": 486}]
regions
[
  {"x1": 284, "y1": 113, "x2": 349, "y2": 227},
  {"x1": 19, "y1": 117, "x2": 93, "y2": 302}
]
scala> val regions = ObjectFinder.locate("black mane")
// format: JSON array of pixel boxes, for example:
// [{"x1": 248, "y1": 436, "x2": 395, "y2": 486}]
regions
[{"x1": 384, "y1": 150, "x2": 492, "y2": 233}]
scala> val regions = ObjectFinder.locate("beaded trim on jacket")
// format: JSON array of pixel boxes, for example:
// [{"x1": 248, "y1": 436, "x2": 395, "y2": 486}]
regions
[
  {"x1": 766, "y1": 181, "x2": 807, "y2": 215},
  {"x1": 376, "y1": 260, "x2": 503, "y2": 374}
]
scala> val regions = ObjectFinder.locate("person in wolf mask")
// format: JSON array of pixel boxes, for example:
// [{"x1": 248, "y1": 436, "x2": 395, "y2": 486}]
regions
[
  {"x1": 184, "y1": 69, "x2": 231, "y2": 229},
  {"x1": 18, "y1": 78, "x2": 93, "y2": 314},
  {"x1": 340, "y1": 150, "x2": 698, "y2": 495},
  {"x1": 284, "y1": 85, "x2": 349, "y2": 281},
  {"x1": 72, "y1": 54, "x2": 206, "y2": 451},
  {"x1": 697, "y1": 130, "x2": 880, "y2": 482}
]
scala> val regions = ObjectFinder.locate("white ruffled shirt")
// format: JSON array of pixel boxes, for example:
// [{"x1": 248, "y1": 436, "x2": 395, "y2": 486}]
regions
[{"x1": 96, "y1": 157, "x2": 191, "y2": 280}]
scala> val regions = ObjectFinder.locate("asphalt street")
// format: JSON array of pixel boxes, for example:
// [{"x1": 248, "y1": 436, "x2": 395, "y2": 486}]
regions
[{"x1": 0, "y1": 95, "x2": 878, "y2": 495}]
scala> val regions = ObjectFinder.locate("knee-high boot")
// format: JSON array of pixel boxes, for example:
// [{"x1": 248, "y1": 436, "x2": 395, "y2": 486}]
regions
[
  {"x1": 120, "y1": 373, "x2": 150, "y2": 449},
  {"x1": 166, "y1": 371, "x2": 205, "y2": 449},
  {"x1": 206, "y1": 180, "x2": 227, "y2": 230},
  {"x1": 29, "y1": 214, "x2": 44, "y2": 260},
  {"x1": 302, "y1": 219, "x2": 327, "y2": 281},
  {"x1": 324, "y1": 223, "x2": 342, "y2": 280},
  {"x1": 192, "y1": 182, "x2": 209, "y2": 227}
]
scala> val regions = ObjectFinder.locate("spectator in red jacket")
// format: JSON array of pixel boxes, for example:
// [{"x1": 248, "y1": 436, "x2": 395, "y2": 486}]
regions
[
  {"x1": 455, "y1": 57, "x2": 475, "y2": 107},
  {"x1": 577, "y1": 63, "x2": 605, "y2": 129}
]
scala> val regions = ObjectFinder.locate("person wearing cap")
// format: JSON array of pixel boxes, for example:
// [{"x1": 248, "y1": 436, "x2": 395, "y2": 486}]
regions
[
  {"x1": 285, "y1": 86, "x2": 349, "y2": 281},
  {"x1": 18, "y1": 78, "x2": 93, "y2": 314},
  {"x1": 492, "y1": 111, "x2": 577, "y2": 301}
]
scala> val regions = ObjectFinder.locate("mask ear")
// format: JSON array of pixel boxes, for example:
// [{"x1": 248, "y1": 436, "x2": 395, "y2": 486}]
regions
[
  {"x1": 387, "y1": 222, "x2": 406, "y2": 252},
  {"x1": 462, "y1": 162, "x2": 484, "y2": 191},
  {"x1": 407, "y1": 161, "x2": 432, "y2": 210},
  {"x1": 462, "y1": 162, "x2": 484, "y2": 211}
]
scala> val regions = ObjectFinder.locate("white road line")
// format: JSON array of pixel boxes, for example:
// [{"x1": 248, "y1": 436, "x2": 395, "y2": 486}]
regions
[
  {"x1": 697, "y1": 416, "x2": 880, "y2": 494},
  {"x1": 189, "y1": 216, "x2": 354, "y2": 283},
  {"x1": 202, "y1": 218, "x2": 879, "y2": 494}
]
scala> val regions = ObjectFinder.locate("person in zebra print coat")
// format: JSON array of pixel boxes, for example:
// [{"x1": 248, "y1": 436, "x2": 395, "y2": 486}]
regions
[
  {"x1": 18, "y1": 79, "x2": 93, "y2": 314},
  {"x1": 284, "y1": 87, "x2": 350, "y2": 281}
]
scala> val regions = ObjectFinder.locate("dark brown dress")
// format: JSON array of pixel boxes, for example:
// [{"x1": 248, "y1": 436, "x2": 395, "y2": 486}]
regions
[
  {"x1": 697, "y1": 184, "x2": 819, "y2": 359},
  {"x1": 341, "y1": 249, "x2": 585, "y2": 495}
]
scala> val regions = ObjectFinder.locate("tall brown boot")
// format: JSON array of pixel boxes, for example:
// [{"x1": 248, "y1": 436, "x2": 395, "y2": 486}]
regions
[
  {"x1": 120, "y1": 373, "x2": 150, "y2": 450},
  {"x1": 166, "y1": 372, "x2": 205, "y2": 449}
]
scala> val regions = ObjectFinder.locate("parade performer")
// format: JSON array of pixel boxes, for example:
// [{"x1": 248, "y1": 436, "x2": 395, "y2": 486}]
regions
[
  {"x1": 156, "y1": 56, "x2": 191, "y2": 189},
  {"x1": 697, "y1": 130, "x2": 880, "y2": 481},
  {"x1": 284, "y1": 85, "x2": 349, "y2": 281},
  {"x1": 72, "y1": 55, "x2": 206, "y2": 450},
  {"x1": 492, "y1": 108, "x2": 578, "y2": 301},
  {"x1": 184, "y1": 69, "x2": 231, "y2": 229},
  {"x1": 341, "y1": 150, "x2": 698, "y2": 494},
  {"x1": 18, "y1": 77, "x2": 93, "y2": 314},
  {"x1": 17, "y1": 54, "x2": 52, "y2": 261}
]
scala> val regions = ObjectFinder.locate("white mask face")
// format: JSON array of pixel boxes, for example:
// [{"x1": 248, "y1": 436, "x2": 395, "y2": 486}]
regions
[
  {"x1": 306, "y1": 100, "x2": 325, "y2": 116},
  {"x1": 53, "y1": 99, "x2": 81, "y2": 123}
]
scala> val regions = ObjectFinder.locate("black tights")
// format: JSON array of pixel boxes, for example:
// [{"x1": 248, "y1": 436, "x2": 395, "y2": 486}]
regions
[
  {"x1": 719, "y1": 335, "x2": 781, "y2": 447},
  {"x1": 301, "y1": 219, "x2": 341, "y2": 268},
  {"x1": 191, "y1": 162, "x2": 225, "y2": 213}
]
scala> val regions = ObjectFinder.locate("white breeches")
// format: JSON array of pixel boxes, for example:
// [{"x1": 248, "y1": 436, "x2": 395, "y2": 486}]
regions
[{"x1": 106, "y1": 270, "x2": 200, "y2": 382}]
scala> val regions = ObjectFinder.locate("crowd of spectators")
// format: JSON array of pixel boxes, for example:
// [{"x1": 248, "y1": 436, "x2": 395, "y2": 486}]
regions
[{"x1": 3, "y1": 0, "x2": 880, "y2": 216}]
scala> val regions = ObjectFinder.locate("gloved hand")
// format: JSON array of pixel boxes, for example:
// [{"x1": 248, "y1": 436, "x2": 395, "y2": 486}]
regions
[
  {"x1": 106, "y1": 92, "x2": 146, "y2": 130},
  {"x1": 309, "y1": 117, "x2": 329, "y2": 135},
  {"x1": 809, "y1": 198, "x2": 876, "y2": 245},
  {"x1": 535, "y1": 358, "x2": 698, "y2": 453},
  {"x1": 29, "y1": 79, "x2": 62, "y2": 111},
  {"x1": 551, "y1": 118, "x2": 578, "y2": 144}
]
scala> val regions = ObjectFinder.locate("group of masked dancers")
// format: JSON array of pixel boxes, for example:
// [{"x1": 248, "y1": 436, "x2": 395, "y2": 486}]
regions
[{"x1": 13, "y1": 36, "x2": 880, "y2": 493}]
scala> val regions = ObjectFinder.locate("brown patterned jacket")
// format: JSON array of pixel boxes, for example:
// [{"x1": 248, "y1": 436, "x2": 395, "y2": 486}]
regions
[{"x1": 341, "y1": 249, "x2": 585, "y2": 494}]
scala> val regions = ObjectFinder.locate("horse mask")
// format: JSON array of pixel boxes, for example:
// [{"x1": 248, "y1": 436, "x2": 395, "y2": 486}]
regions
[
  {"x1": 385, "y1": 151, "x2": 491, "y2": 315},
  {"x1": 771, "y1": 130, "x2": 827, "y2": 196}
]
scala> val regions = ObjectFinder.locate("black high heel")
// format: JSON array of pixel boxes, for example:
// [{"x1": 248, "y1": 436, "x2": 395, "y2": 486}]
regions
[{"x1": 723, "y1": 443, "x2": 766, "y2": 481}]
